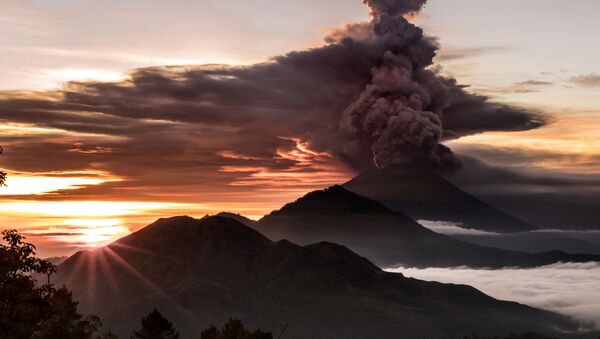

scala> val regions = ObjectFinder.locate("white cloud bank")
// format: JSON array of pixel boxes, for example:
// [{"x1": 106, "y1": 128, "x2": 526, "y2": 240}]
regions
[
  {"x1": 387, "y1": 262, "x2": 600, "y2": 329},
  {"x1": 419, "y1": 219, "x2": 600, "y2": 240},
  {"x1": 418, "y1": 220, "x2": 501, "y2": 236}
]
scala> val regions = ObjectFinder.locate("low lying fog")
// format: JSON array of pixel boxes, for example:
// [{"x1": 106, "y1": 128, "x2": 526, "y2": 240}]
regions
[
  {"x1": 387, "y1": 262, "x2": 600, "y2": 329},
  {"x1": 418, "y1": 220, "x2": 600, "y2": 254},
  {"x1": 418, "y1": 220, "x2": 501, "y2": 236},
  {"x1": 419, "y1": 220, "x2": 600, "y2": 241}
]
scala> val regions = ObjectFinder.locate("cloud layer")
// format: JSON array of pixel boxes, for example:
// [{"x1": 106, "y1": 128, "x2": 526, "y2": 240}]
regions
[
  {"x1": 388, "y1": 262, "x2": 600, "y2": 331},
  {"x1": 448, "y1": 153, "x2": 600, "y2": 229},
  {"x1": 418, "y1": 219, "x2": 500, "y2": 236},
  {"x1": 419, "y1": 218, "x2": 600, "y2": 255},
  {"x1": 570, "y1": 73, "x2": 600, "y2": 87}
]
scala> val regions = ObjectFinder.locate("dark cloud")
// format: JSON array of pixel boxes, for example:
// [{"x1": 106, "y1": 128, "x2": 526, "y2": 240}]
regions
[
  {"x1": 324, "y1": 23, "x2": 371, "y2": 44},
  {"x1": 452, "y1": 144, "x2": 600, "y2": 173},
  {"x1": 441, "y1": 82, "x2": 547, "y2": 138},
  {"x1": 569, "y1": 73, "x2": 600, "y2": 87},
  {"x1": 363, "y1": 0, "x2": 428, "y2": 17},
  {"x1": 449, "y1": 150, "x2": 600, "y2": 229},
  {"x1": 514, "y1": 80, "x2": 553, "y2": 86},
  {"x1": 0, "y1": 0, "x2": 546, "y2": 202},
  {"x1": 436, "y1": 46, "x2": 511, "y2": 62}
]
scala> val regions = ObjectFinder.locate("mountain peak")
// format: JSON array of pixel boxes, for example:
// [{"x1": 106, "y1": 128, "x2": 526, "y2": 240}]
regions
[
  {"x1": 215, "y1": 212, "x2": 257, "y2": 226},
  {"x1": 112, "y1": 215, "x2": 272, "y2": 260},
  {"x1": 344, "y1": 166, "x2": 536, "y2": 233},
  {"x1": 261, "y1": 185, "x2": 390, "y2": 219}
]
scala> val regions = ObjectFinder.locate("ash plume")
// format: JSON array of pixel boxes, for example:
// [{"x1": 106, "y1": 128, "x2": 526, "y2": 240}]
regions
[
  {"x1": 363, "y1": 0, "x2": 428, "y2": 17},
  {"x1": 341, "y1": 0, "x2": 459, "y2": 169},
  {"x1": 0, "y1": 0, "x2": 546, "y2": 193}
]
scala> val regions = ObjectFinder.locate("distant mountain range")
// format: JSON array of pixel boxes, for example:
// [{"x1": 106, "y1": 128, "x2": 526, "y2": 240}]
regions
[
  {"x1": 343, "y1": 166, "x2": 600, "y2": 254},
  {"x1": 44, "y1": 256, "x2": 68, "y2": 266},
  {"x1": 446, "y1": 231, "x2": 600, "y2": 255},
  {"x1": 256, "y1": 185, "x2": 600, "y2": 268},
  {"x1": 52, "y1": 216, "x2": 589, "y2": 339},
  {"x1": 344, "y1": 166, "x2": 536, "y2": 233}
]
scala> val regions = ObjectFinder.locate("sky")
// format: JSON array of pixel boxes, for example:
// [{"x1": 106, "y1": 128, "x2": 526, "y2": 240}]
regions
[{"x1": 1, "y1": 0, "x2": 599, "y2": 257}]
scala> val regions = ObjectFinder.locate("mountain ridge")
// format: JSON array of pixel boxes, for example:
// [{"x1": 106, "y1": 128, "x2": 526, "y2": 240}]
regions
[
  {"x1": 256, "y1": 185, "x2": 600, "y2": 268},
  {"x1": 52, "y1": 216, "x2": 589, "y2": 338}
]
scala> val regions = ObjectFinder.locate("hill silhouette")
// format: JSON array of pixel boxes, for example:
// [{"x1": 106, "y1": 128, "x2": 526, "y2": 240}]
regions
[
  {"x1": 257, "y1": 186, "x2": 600, "y2": 268},
  {"x1": 52, "y1": 216, "x2": 586, "y2": 338}
]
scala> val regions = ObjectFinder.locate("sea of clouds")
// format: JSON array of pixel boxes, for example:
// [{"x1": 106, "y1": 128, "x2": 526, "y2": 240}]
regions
[{"x1": 387, "y1": 262, "x2": 600, "y2": 329}]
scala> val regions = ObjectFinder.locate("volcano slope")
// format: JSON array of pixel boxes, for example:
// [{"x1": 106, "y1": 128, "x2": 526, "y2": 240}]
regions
[{"x1": 344, "y1": 165, "x2": 536, "y2": 233}]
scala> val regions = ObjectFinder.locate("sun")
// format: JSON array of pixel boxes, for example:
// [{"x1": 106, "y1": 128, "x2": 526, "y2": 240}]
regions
[{"x1": 60, "y1": 219, "x2": 130, "y2": 248}]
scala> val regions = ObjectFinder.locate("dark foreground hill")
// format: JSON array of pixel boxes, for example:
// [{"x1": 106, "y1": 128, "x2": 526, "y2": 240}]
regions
[
  {"x1": 52, "y1": 216, "x2": 586, "y2": 338},
  {"x1": 344, "y1": 166, "x2": 536, "y2": 233},
  {"x1": 256, "y1": 186, "x2": 600, "y2": 268}
]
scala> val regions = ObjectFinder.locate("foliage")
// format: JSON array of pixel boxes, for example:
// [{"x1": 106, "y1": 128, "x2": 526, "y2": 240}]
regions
[
  {"x1": 0, "y1": 229, "x2": 101, "y2": 339},
  {"x1": 0, "y1": 146, "x2": 6, "y2": 186},
  {"x1": 455, "y1": 333, "x2": 559, "y2": 339},
  {"x1": 200, "y1": 318, "x2": 273, "y2": 339},
  {"x1": 132, "y1": 309, "x2": 180, "y2": 339},
  {"x1": 99, "y1": 332, "x2": 121, "y2": 339},
  {"x1": 34, "y1": 287, "x2": 102, "y2": 338}
]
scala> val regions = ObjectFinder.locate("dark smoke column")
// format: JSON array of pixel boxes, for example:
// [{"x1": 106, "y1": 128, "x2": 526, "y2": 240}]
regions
[
  {"x1": 363, "y1": 0, "x2": 427, "y2": 17},
  {"x1": 342, "y1": 0, "x2": 459, "y2": 170}
]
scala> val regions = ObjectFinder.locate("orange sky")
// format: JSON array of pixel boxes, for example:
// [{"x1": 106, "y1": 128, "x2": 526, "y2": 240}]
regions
[{"x1": 0, "y1": 132, "x2": 353, "y2": 256}]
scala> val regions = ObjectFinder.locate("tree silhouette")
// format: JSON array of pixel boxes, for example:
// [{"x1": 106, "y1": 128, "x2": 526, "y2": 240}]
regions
[
  {"x1": 0, "y1": 229, "x2": 100, "y2": 339},
  {"x1": 0, "y1": 146, "x2": 6, "y2": 186},
  {"x1": 99, "y1": 331, "x2": 120, "y2": 339},
  {"x1": 200, "y1": 318, "x2": 272, "y2": 339},
  {"x1": 200, "y1": 325, "x2": 219, "y2": 339},
  {"x1": 0, "y1": 230, "x2": 52, "y2": 338},
  {"x1": 132, "y1": 309, "x2": 179, "y2": 339},
  {"x1": 458, "y1": 334, "x2": 559, "y2": 339},
  {"x1": 34, "y1": 287, "x2": 101, "y2": 338}
]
